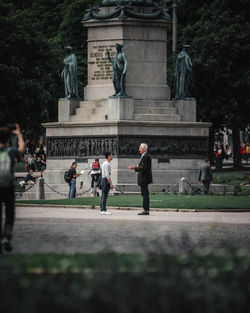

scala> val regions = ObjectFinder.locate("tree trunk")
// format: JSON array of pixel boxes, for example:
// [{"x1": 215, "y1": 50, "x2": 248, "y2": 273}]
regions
[{"x1": 232, "y1": 124, "x2": 242, "y2": 169}]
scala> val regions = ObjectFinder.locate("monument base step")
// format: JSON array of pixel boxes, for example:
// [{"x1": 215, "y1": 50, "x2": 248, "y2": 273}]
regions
[{"x1": 134, "y1": 113, "x2": 181, "y2": 121}]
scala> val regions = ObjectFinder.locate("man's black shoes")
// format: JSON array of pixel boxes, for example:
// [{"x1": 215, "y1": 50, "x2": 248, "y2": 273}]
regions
[{"x1": 138, "y1": 211, "x2": 149, "y2": 215}]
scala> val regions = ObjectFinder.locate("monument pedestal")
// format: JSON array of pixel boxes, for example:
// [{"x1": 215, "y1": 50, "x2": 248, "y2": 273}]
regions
[
  {"x1": 41, "y1": 119, "x2": 211, "y2": 199},
  {"x1": 38, "y1": 9, "x2": 212, "y2": 200},
  {"x1": 58, "y1": 99, "x2": 80, "y2": 122},
  {"x1": 108, "y1": 98, "x2": 134, "y2": 120}
]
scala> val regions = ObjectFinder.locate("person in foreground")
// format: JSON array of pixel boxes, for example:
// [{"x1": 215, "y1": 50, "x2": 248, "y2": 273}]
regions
[
  {"x1": 129, "y1": 143, "x2": 152, "y2": 215},
  {"x1": 0, "y1": 124, "x2": 25, "y2": 253},
  {"x1": 100, "y1": 152, "x2": 113, "y2": 215},
  {"x1": 198, "y1": 159, "x2": 213, "y2": 195}
]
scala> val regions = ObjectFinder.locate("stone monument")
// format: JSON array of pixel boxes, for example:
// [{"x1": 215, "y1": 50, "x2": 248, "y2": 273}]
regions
[{"x1": 40, "y1": 0, "x2": 211, "y2": 200}]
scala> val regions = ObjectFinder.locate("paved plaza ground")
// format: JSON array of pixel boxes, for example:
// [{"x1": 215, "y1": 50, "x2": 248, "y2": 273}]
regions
[{"x1": 12, "y1": 205, "x2": 250, "y2": 254}]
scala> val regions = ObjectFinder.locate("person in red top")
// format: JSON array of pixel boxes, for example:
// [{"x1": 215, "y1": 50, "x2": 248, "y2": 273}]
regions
[
  {"x1": 89, "y1": 158, "x2": 101, "y2": 193},
  {"x1": 240, "y1": 144, "x2": 245, "y2": 162}
]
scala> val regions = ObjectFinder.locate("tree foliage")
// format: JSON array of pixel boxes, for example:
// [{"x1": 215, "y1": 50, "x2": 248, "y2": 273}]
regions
[
  {"x1": 0, "y1": 0, "x2": 63, "y2": 137},
  {"x1": 0, "y1": 0, "x2": 249, "y2": 167},
  {"x1": 169, "y1": 0, "x2": 250, "y2": 167}
]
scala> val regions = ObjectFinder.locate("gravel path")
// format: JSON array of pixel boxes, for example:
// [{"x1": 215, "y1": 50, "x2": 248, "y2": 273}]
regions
[{"x1": 12, "y1": 206, "x2": 250, "y2": 254}]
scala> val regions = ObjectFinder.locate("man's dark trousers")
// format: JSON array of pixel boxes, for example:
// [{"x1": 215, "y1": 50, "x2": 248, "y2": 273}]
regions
[
  {"x1": 202, "y1": 180, "x2": 210, "y2": 194},
  {"x1": 141, "y1": 185, "x2": 149, "y2": 212},
  {"x1": 0, "y1": 187, "x2": 15, "y2": 241},
  {"x1": 100, "y1": 178, "x2": 110, "y2": 211}
]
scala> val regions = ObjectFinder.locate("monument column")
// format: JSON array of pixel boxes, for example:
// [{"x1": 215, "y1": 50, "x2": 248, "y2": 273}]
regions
[{"x1": 83, "y1": 13, "x2": 171, "y2": 100}]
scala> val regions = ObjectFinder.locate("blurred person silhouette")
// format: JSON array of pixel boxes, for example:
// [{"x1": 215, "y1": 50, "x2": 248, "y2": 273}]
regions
[{"x1": 0, "y1": 124, "x2": 25, "y2": 253}]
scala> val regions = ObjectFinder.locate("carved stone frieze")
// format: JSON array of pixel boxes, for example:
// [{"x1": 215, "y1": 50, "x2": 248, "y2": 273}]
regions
[
  {"x1": 118, "y1": 136, "x2": 208, "y2": 158},
  {"x1": 47, "y1": 137, "x2": 118, "y2": 158},
  {"x1": 47, "y1": 136, "x2": 208, "y2": 159}
]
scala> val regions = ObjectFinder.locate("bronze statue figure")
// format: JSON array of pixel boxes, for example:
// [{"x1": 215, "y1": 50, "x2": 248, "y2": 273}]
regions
[
  {"x1": 107, "y1": 43, "x2": 128, "y2": 97},
  {"x1": 61, "y1": 46, "x2": 79, "y2": 99},
  {"x1": 174, "y1": 45, "x2": 192, "y2": 99}
]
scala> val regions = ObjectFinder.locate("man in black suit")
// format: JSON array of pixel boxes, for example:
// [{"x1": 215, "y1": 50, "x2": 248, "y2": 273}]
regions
[
  {"x1": 198, "y1": 159, "x2": 213, "y2": 194},
  {"x1": 129, "y1": 143, "x2": 153, "y2": 215}
]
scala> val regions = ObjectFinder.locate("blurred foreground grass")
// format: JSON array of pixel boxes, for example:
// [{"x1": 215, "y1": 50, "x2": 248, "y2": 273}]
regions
[{"x1": 0, "y1": 251, "x2": 250, "y2": 313}]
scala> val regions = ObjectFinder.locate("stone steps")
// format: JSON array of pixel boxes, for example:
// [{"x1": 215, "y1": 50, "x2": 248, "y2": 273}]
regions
[
  {"x1": 134, "y1": 106, "x2": 178, "y2": 115},
  {"x1": 134, "y1": 113, "x2": 181, "y2": 121},
  {"x1": 134, "y1": 100, "x2": 176, "y2": 108},
  {"x1": 70, "y1": 113, "x2": 107, "y2": 122},
  {"x1": 77, "y1": 106, "x2": 108, "y2": 115},
  {"x1": 79, "y1": 100, "x2": 108, "y2": 108},
  {"x1": 69, "y1": 99, "x2": 181, "y2": 122},
  {"x1": 70, "y1": 99, "x2": 108, "y2": 121}
]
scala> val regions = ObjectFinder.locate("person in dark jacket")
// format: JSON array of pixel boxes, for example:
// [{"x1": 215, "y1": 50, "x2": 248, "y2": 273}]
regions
[
  {"x1": 198, "y1": 159, "x2": 213, "y2": 194},
  {"x1": 68, "y1": 162, "x2": 80, "y2": 198},
  {"x1": 129, "y1": 143, "x2": 153, "y2": 215}
]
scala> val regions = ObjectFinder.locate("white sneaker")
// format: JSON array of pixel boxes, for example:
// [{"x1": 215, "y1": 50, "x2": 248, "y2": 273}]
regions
[
  {"x1": 100, "y1": 211, "x2": 112, "y2": 215},
  {"x1": 19, "y1": 181, "x2": 26, "y2": 187}
]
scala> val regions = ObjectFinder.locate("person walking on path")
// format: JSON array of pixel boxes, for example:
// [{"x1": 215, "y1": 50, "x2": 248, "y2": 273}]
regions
[
  {"x1": 0, "y1": 124, "x2": 25, "y2": 253},
  {"x1": 100, "y1": 152, "x2": 113, "y2": 215},
  {"x1": 129, "y1": 143, "x2": 153, "y2": 215},
  {"x1": 68, "y1": 162, "x2": 80, "y2": 198},
  {"x1": 198, "y1": 159, "x2": 213, "y2": 195}
]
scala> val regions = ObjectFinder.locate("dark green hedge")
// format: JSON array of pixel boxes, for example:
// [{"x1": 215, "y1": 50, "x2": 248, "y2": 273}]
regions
[{"x1": 0, "y1": 252, "x2": 250, "y2": 313}]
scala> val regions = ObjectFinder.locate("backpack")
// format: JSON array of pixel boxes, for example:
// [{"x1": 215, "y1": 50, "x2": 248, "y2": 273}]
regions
[
  {"x1": 0, "y1": 147, "x2": 12, "y2": 187},
  {"x1": 92, "y1": 161, "x2": 100, "y2": 171},
  {"x1": 64, "y1": 170, "x2": 71, "y2": 183}
]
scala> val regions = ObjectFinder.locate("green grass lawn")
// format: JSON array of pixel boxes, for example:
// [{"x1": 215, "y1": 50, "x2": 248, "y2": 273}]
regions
[{"x1": 17, "y1": 194, "x2": 250, "y2": 210}]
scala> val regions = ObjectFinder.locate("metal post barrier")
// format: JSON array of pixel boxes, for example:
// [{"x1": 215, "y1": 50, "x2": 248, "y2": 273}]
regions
[
  {"x1": 36, "y1": 177, "x2": 45, "y2": 200},
  {"x1": 179, "y1": 177, "x2": 187, "y2": 194}
]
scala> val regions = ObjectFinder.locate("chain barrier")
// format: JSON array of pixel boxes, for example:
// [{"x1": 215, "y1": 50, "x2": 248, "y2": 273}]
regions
[
  {"x1": 113, "y1": 186, "x2": 125, "y2": 195},
  {"x1": 44, "y1": 181, "x2": 92, "y2": 198},
  {"x1": 185, "y1": 181, "x2": 203, "y2": 194},
  {"x1": 164, "y1": 182, "x2": 179, "y2": 193},
  {"x1": 77, "y1": 187, "x2": 92, "y2": 196},
  {"x1": 44, "y1": 181, "x2": 68, "y2": 197},
  {"x1": 16, "y1": 178, "x2": 203, "y2": 199},
  {"x1": 15, "y1": 183, "x2": 36, "y2": 198}
]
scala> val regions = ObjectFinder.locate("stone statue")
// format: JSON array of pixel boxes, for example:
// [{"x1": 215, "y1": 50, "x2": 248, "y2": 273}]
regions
[
  {"x1": 61, "y1": 46, "x2": 79, "y2": 99},
  {"x1": 174, "y1": 45, "x2": 192, "y2": 99},
  {"x1": 107, "y1": 43, "x2": 128, "y2": 97}
]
